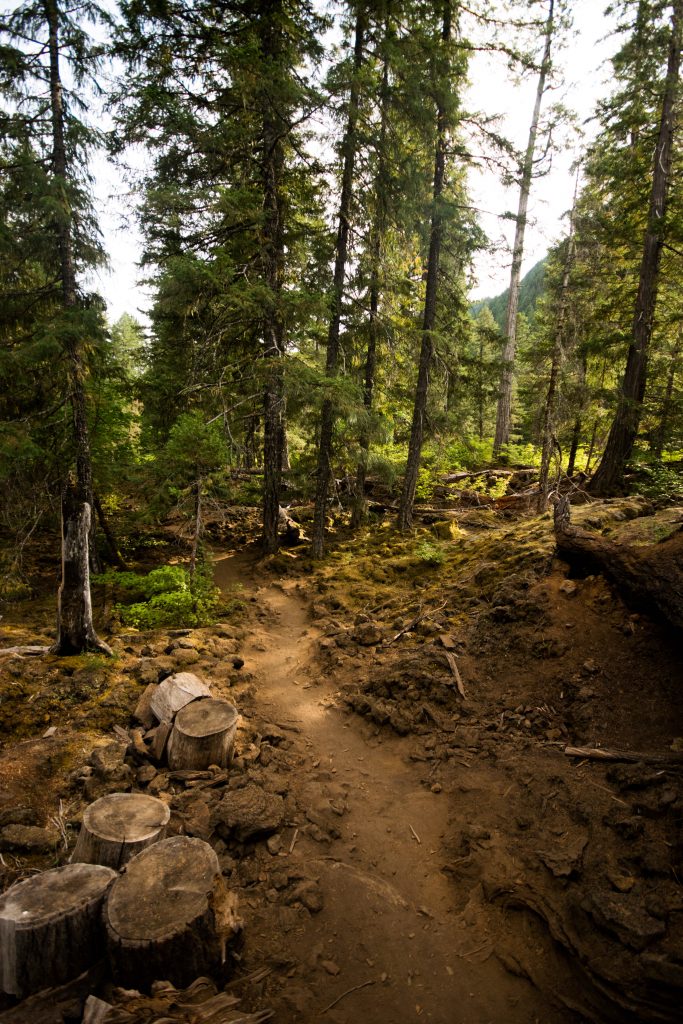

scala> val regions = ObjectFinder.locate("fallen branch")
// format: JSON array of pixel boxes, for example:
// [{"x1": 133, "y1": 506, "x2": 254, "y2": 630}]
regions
[
  {"x1": 409, "y1": 824, "x2": 421, "y2": 844},
  {"x1": 384, "y1": 601, "x2": 447, "y2": 647},
  {"x1": 564, "y1": 745, "x2": 683, "y2": 765},
  {"x1": 0, "y1": 645, "x2": 51, "y2": 657},
  {"x1": 319, "y1": 979, "x2": 375, "y2": 1015}
]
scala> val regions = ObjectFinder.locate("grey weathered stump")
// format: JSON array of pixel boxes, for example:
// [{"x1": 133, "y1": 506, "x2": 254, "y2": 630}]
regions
[
  {"x1": 0, "y1": 863, "x2": 116, "y2": 997},
  {"x1": 167, "y1": 699, "x2": 238, "y2": 771},
  {"x1": 71, "y1": 793, "x2": 170, "y2": 869},
  {"x1": 105, "y1": 836, "x2": 227, "y2": 989},
  {"x1": 149, "y1": 672, "x2": 211, "y2": 723}
]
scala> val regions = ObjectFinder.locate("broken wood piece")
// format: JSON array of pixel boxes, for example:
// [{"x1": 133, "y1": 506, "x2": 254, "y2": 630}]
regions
[
  {"x1": 564, "y1": 745, "x2": 683, "y2": 765},
  {"x1": 409, "y1": 824, "x2": 421, "y2": 845},
  {"x1": 0, "y1": 645, "x2": 51, "y2": 658},
  {"x1": 148, "y1": 721, "x2": 172, "y2": 762},
  {"x1": 71, "y1": 793, "x2": 170, "y2": 869},
  {"x1": 167, "y1": 699, "x2": 238, "y2": 771},
  {"x1": 133, "y1": 683, "x2": 158, "y2": 729},
  {"x1": 149, "y1": 673, "x2": 211, "y2": 724},
  {"x1": 0, "y1": 967, "x2": 105, "y2": 1024},
  {"x1": 0, "y1": 863, "x2": 116, "y2": 998},
  {"x1": 443, "y1": 651, "x2": 466, "y2": 699},
  {"x1": 105, "y1": 836, "x2": 233, "y2": 990}
]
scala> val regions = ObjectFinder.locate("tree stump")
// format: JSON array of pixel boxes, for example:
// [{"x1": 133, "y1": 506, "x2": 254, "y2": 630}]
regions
[
  {"x1": 0, "y1": 863, "x2": 116, "y2": 997},
  {"x1": 71, "y1": 793, "x2": 170, "y2": 869},
  {"x1": 167, "y1": 699, "x2": 238, "y2": 771},
  {"x1": 149, "y1": 672, "x2": 211, "y2": 723},
  {"x1": 105, "y1": 836, "x2": 227, "y2": 989}
]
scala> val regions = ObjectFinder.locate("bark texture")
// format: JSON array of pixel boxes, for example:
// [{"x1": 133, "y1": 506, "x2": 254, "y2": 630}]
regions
[
  {"x1": 493, "y1": 0, "x2": 554, "y2": 454},
  {"x1": 51, "y1": 485, "x2": 112, "y2": 656},
  {"x1": 553, "y1": 494, "x2": 683, "y2": 631},
  {"x1": 105, "y1": 836, "x2": 230, "y2": 990},
  {"x1": 167, "y1": 698, "x2": 238, "y2": 771},
  {"x1": 589, "y1": 0, "x2": 682, "y2": 494},
  {"x1": 0, "y1": 863, "x2": 116, "y2": 998},
  {"x1": 312, "y1": 10, "x2": 366, "y2": 557},
  {"x1": 397, "y1": 2, "x2": 451, "y2": 531}
]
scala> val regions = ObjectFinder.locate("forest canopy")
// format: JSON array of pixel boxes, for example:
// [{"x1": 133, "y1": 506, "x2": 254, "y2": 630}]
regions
[{"x1": 1, "y1": 0, "x2": 682, "y2": 588}]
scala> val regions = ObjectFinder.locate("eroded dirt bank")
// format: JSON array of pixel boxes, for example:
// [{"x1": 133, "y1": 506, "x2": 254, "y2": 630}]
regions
[{"x1": 0, "y1": 500, "x2": 682, "y2": 1023}]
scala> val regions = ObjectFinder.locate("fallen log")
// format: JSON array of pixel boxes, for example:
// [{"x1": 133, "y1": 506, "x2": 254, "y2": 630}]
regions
[
  {"x1": 71, "y1": 793, "x2": 170, "y2": 869},
  {"x1": 105, "y1": 836, "x2": 239, "y2": 990},
  {"x1": 0, "y1": 864, "x2": 116, "y2": 998},
  {"x1": 553, "y1": 494, "x2": 683, "y2": 631},
  {"x1": 167, "y1": 699, "x2": 238, "y2": 771}
]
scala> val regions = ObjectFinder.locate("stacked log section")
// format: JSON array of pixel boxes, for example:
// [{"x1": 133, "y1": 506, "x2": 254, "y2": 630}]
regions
[
  {"x1": 71, "y1": 793, "x2": 170, "y2": 869},
  {"x1": 149, "y1": 672, "x2": 211, "y2": 723},
  {"x1": 0, "y1": 863, "x2": 116, "y2": 997},
  {"x1": 105, "y1": 836, "x2": 223, "y2": 990},
  {"x1": 167, "y1": 699, "x2": 238, "y2": 771}
]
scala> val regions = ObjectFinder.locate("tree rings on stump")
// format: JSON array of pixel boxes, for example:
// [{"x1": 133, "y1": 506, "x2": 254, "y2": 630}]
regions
[
  {"x1": 0, "y1": 863, "x2": 116, "y2": 997},
  {"x1": 105, "y1": 836, "x2": 223, "y2": 989},
  {"x1": 71, "y1": 793, "x2": 170, "y2": 869},
  {"x1": 167, "y1": 699, "x2": 238, "y2": 771}
]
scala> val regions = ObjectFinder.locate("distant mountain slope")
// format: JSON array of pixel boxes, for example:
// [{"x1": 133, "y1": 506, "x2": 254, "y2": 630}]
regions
[{"x1": 471, "y1": 257, "x2": 547, "y2": 330}]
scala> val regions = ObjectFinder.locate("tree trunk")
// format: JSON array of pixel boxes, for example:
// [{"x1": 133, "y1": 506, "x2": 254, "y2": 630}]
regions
[
  {"x1": 553, "y1": 494, "x2": 683, "y2": 631},
  {"x1": 167, "y1": 699, "x2": 238, "y2": 771},
  {"x1": 71, "y1": 793, "x2": 170, "y2": 870},
  {"x1": 493, "y1": 0, "x2": 554, "y2": 454},
  {"x1": 652, "y1": 325, "x2": 682, "y2": 458},
  {"x1": 397, "y1": 2, "x2": 451, "y2": 532},
  {"x1": 93, "y1": 493, "x2": 126, "y2": 569},
  {"x1": 0, "y1": 863, "x2": 116, "y2": 998},
  {"x1": 260, "y1": 5, "x2": 287, "y2": 555},
  {"x1": 312, "y1": 9, "x2": 366, "y2": 558},
  {"x1": 105, "y1": 836, "x2": 236, "y2": 990},
  {"x1": 538, "y1": 202, "x2": 576, "y2": 510},
  {"x1": 51, "y1": 484, "x2": 112, "y2": 656},
  {"x1": 352, "y1": 34, "x2": 391, "y2": 531},
  {"x1": 46, "y1": 0, "x2": 98, "y2": 569},
  {"x1": 566, "y1": 353, "x2": 587, "y2": 477},
  {"x1": 589, "y1": 0, "x2": 682, "y2": 495}
]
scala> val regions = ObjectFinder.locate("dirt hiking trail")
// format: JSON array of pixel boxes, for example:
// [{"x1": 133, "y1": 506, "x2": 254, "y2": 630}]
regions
[{"x1": 214, "y1": 551, "x2": 572, "y2": 1024}]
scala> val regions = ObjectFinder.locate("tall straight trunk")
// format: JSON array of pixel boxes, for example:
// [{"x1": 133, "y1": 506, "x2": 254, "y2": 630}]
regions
[
  {"x1": 566, "y1": 354, "x2": 587, "y2": 477},
  {"x1": 397, "y1": 2, "x2": 451, "y2": 532},
  {"x1": 493, "y1": 0, "x2": 554, "y2": 454},
  {"x1": 352, "y1": 37, "x2": 391, "y2": 531},
  {"x1": 46, "y1": 1, "x2": 96, "y2": 528},
  {"x1": 538, "y1": 195, "x2": 577, "y2": 510},
  {"x1": 260, "y1": 8, "x2": 287, "y2": 554},
  {"x1": 311, "y1": 10, "x2": 366, "y2": 558},
  {"x1": 589, "y1": 0, "x2": 682, "y2": 495},
  {"x1": 46, "y1": 1, "x2": 108, "y2": 654},
  {"x1": 652, "y1": 326, "x2": 682, "y2": 458}
]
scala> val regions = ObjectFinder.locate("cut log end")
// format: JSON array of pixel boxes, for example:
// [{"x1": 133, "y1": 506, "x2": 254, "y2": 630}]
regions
[
  {"x1": 167, "y1": 699, "x2": 238, "y2": 772},
  {"x1": 105, "y1": 836, "x2": 236, "y2": 989},
  {"x1": 71, "y1": 792, "x2": 170, "y2": 869},
  {"x1": 0, "y1": 863, "x2": 116, "y2": 998}
]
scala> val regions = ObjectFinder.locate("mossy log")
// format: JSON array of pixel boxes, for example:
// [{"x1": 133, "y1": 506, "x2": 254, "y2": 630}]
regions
[
  {"x1": 0, "y1": 864, "x2": 116, "y2": 997},
  {"x1": 553, "y1": 494, "x2": 683, "y2": 631},
  {"x1": 104, "y1": 836, "x2": 231, "y2": 990},
  {"x1": 71, "y1": 793, "x2": 170, "y2": 869},
  {"x1": 167, "y1": 699, "x2": 238, "y2": 771}
]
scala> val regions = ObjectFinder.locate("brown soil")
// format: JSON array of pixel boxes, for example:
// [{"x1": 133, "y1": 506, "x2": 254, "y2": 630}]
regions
[{"x1": 1, "y1": 500, "x2": 682, "y2": 1023}]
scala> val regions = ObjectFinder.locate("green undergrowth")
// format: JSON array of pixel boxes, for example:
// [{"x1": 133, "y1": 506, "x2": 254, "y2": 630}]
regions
[
  {"x1": 96, "y1": 560, "x2": 220, "y2": 629},
  {"x1": 313, "y1": 497, "x2": 661, "y2": 623}
]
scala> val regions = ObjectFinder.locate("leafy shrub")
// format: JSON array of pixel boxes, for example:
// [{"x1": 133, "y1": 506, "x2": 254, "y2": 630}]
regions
[
  {"x1": 414, "y1": 540, "x2": 445, "y2": 567},
  {"x1": 632, "y1": 464, "x2": 683, "y2": 503},
  {"x1": 96, "y1": 562, "x2": 219, "y2": 628}
]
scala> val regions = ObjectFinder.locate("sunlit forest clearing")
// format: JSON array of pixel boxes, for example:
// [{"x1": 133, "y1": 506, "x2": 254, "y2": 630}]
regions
[{"x1": 1, "y1": 1, "x2": 682, "y2": 1022}]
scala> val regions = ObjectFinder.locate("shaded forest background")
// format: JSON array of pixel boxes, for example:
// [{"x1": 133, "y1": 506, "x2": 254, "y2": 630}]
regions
[{"x1": 1, "y1": 0, "x2": 683, "y2": 614}]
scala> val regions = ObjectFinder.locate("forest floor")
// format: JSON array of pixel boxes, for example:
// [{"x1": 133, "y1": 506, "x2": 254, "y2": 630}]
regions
[{"x1": 1, "y1": 496, "x2": 682, "y2": 1023}]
